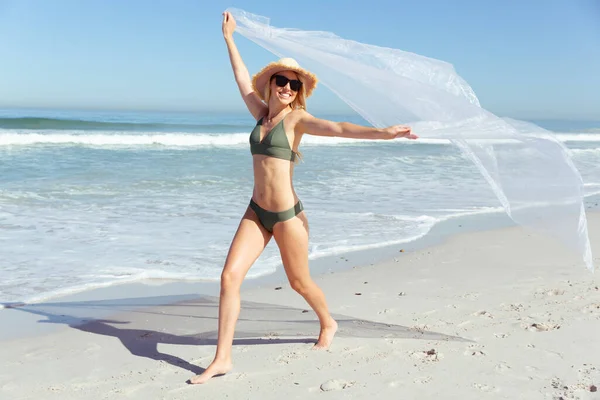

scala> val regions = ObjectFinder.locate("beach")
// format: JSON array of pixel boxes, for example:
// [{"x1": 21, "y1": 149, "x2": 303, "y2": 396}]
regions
[
  {"x1": 2, "y1": 110, "x2": 600, "y2": 399},
  {"x1": 1, "y1": 209, "x2": 599, "y2": 400}
]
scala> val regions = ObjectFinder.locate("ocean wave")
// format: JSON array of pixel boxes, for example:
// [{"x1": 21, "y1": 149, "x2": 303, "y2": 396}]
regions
[
  {"x1": 1, "y1": 126, "x2": 598, "y2": 148},
  {"x1": 0, "y1": 131, "x2": 450, "y2": 146},
  {"x1": 2, "y1": 131, "x2": 599, "y2": 148},
  {"x1": 0, "y1": 116, "x2": 249, "y2": 132},
  {"x1": 0, "y1": 132, "x2": 251, "y2": 146}
]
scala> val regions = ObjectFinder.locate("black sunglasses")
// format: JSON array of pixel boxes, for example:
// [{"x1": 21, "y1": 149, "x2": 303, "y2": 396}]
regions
[{"x1": 271, "y1": 74, "x2": 303, "y2": 92}]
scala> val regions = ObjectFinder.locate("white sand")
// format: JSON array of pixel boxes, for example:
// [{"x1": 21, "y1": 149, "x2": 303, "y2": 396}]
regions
[{"x1": 1, "y1": 214, "x2": 600, "y2": 400}]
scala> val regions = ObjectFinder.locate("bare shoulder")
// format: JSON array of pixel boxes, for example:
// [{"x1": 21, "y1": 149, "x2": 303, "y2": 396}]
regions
[
  {"x1": 287, "y1": 109, "x2": 314, "y2": 131},
  {"x1": 289, "y1": 108, "x2": 312, "y2": 120}
]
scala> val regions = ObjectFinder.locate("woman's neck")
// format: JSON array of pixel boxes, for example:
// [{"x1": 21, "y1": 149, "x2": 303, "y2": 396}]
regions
[{"x1": 266, "y1": 104, "x2": 290, "y2": 123}]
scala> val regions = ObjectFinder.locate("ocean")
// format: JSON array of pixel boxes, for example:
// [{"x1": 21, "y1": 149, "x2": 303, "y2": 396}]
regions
[{"x1": 1, "y1": 108, "x2": 599, "y2": 306}]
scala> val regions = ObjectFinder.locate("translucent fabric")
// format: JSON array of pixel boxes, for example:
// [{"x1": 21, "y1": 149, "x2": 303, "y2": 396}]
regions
[{"x1": 228, "y1": 8, "x2": 593, "y2": 271}]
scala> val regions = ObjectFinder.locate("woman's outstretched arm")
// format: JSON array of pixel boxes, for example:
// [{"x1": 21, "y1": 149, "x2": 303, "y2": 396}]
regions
[{"x1": 297, "y1": 110, "x2": 417, "y2": 140}]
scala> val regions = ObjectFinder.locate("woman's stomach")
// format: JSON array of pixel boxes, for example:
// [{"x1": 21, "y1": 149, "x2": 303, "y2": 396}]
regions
[{"x1": 252, "y1": 157, "x2": 297, "y2": 210}]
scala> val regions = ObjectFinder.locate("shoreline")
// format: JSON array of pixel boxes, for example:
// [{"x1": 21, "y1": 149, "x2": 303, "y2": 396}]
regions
[
  {"x1": 0, "y1": 203, "x2": 521, "y2": 309},
  {"x1": 0, "y1": 204, "x2": 518, "y2": 340},
  {"x1": 1, "y1": 206, "x2": 599, "y2": 399},
  {"x1": 2, "y1": 197, "x2": 598, "y2": 342}
]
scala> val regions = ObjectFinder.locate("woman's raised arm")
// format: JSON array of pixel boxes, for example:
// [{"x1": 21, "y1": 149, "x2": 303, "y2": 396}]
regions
[{"x1": 222, "y1": 12, "x2": 267, "y2": 120}]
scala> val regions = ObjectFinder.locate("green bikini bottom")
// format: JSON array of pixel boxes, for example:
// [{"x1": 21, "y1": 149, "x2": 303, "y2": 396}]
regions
[{"x1": 249, "y1": 199, "x2": 304, "y2": 233}]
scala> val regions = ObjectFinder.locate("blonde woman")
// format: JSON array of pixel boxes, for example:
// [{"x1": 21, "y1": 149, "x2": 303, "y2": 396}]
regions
[{"x1": 190, "y1": 12, "x2": 417, "y2": 384}]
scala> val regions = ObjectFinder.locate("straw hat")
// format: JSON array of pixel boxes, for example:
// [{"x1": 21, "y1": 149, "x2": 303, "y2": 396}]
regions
[{"x1": 252, "y1": 58, "x2": 318, "y2": 101}]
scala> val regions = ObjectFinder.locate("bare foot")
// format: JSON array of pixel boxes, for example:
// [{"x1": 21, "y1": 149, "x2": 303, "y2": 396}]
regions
[
  {"x1": 313, "y1": 318, "x2": 338, "y2": 350},
  {"x1": 189, "y1": 359, "x2": 233, "y2": 384}
]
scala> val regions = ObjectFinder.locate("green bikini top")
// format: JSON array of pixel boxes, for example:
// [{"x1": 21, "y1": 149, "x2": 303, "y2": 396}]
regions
[{"x1": 249, "y1": 117, "x2": 296, "y2": 162}]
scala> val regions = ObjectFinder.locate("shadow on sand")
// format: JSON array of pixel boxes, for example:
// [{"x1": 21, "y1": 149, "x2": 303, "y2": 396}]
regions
[{"x1": 4, "y1": 294, "x2": 471, "y2": 376}]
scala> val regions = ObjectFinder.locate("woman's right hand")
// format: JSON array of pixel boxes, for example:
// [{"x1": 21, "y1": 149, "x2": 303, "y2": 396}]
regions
[
  {"x1": 222, "y1": 11, "x2": 236, "y2": 39},
  {"x1": 381, "y1": 125, "x2": 418, "y2": 140}
]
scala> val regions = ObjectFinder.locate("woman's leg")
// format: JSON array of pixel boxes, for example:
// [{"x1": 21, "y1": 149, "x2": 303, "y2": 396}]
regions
[
  {"x1": 272, "y1": 212, "x2": 337, "y2": 349},
  {"x1": 190, "y1": 206, "x2": 272, "y2": 384}
]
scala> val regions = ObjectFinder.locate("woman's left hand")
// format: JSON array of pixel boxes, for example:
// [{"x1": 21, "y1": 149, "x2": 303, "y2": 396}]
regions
[{"x1": 381, "y1": 125, "x2": 418, "y2": 140}]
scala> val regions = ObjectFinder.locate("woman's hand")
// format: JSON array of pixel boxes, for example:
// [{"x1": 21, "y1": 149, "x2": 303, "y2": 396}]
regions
[
  {"x1": 381, "y1": 125, "x2": 418, "y2": 140},
  {"x1": 222, "y1": 11, "x2": 236, "y2": 40}
]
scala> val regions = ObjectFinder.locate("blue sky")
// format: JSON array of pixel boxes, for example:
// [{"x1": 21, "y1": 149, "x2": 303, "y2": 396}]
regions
[{"x1": 0, "y1": 0, "x2": 599, "y2": 120}]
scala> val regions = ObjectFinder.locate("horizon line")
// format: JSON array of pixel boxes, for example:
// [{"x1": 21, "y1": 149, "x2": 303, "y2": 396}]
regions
[{"x1": 0, "y1": 105, "x2": 599, "y2": 123}]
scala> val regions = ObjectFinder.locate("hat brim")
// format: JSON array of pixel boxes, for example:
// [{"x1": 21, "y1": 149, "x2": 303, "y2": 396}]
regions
[{"x1": 252, "y1": 62, "x2": 318, "y2": 101}]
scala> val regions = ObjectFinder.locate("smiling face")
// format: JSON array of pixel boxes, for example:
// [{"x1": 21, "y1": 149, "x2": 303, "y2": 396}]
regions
[{"x1": 267, "y1": 70, "x2": 300, "y2": 107}]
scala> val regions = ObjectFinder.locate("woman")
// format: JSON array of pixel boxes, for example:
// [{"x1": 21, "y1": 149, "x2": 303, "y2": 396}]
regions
[{"x1": 190, "y1": 12, "x2": 417, "y2": 384}]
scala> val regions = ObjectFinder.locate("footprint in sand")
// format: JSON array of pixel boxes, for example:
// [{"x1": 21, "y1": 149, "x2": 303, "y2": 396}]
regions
[
  {"x1": 320, "y1": 379, "x2": 354, "y2": 391},
  {"x1": 494, "y1": 333, "x2": 510, "y2": 339},
  {"x1": 464, "y1": 345, "x2": 486, "y2": 357},
  {"x1": 409, "y1": 349, "x2": 442, "y2": 362},
  {"x1": 472, "y1": 383, "x2": 495, "y2": 392},
  {"x1": 535, "y1": 288, "x2": 565, "y2": 297},
  {"x1": 413, "y1": 376, "x2": 432, "y2": 384},
  {"x1": 525, "y1": 322, "x2": 561, "y2": 332},
  {"x1": 546, "y1": 288, "x2": 565, "y2": 296},
  {"x1": 473, "y1": 310, "x2": 494, "y2": 319},
  {"x1": 499, "y1": 302, "x2": 529, "y2": 312}
]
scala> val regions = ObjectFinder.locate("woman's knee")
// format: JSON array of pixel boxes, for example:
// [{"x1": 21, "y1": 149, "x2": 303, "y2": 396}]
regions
[
  {"x1": 221, "y1": 269, "x2": 244, "y2": 291},
  {"x1": 289, "y1": 277, "x2": 313, "y2": 295}
]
